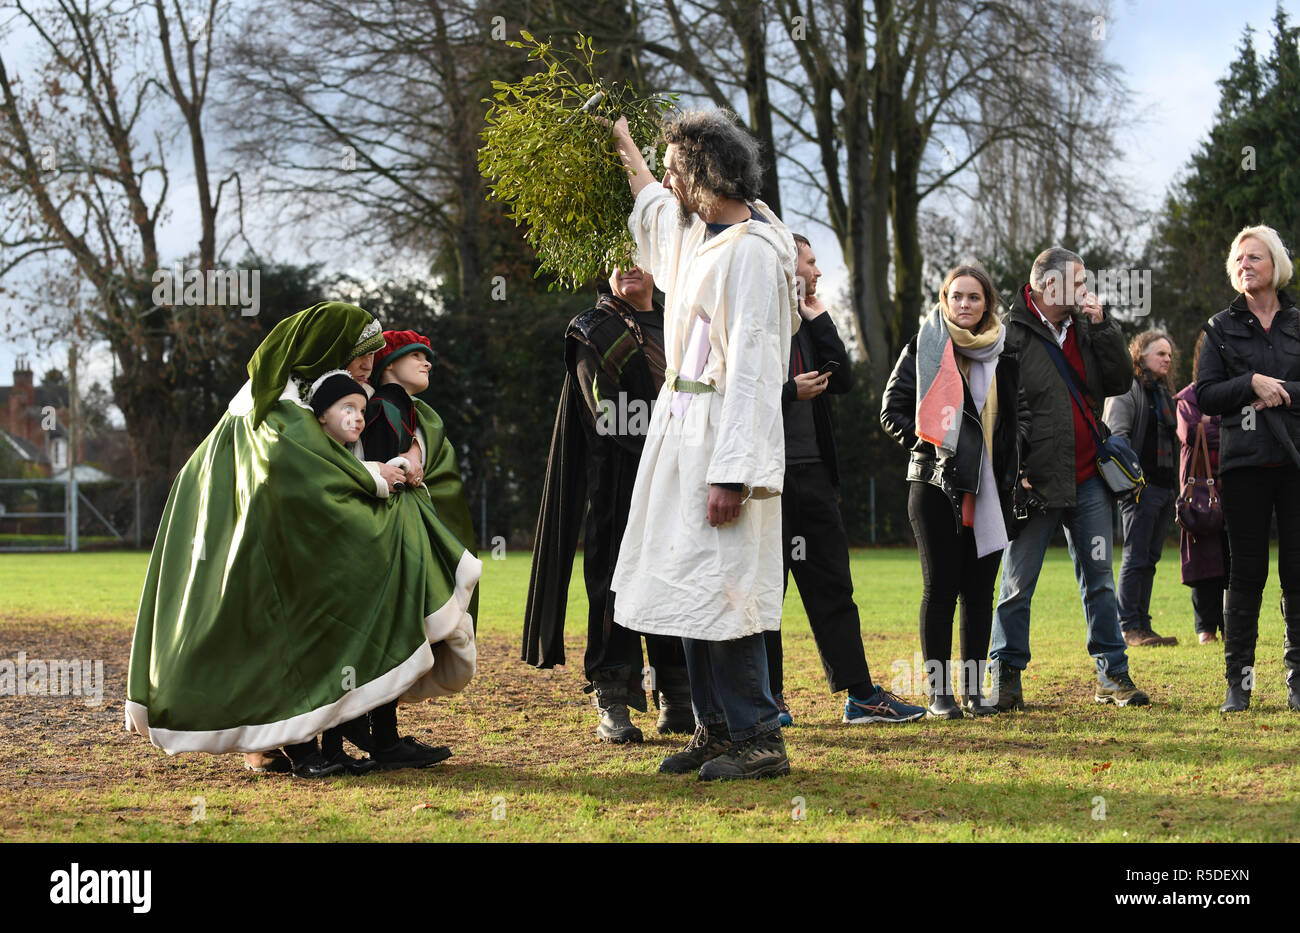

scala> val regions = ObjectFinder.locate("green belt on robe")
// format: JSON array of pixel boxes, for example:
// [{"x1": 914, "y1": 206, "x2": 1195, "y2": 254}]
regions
[{"x1": 664, "y1": 368, "x2": 715, "y2": 395}]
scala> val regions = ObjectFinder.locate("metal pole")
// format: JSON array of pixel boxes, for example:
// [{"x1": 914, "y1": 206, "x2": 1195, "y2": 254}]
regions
[
  {"x1": 68, "y1": 345, "x2": 78, "y2": 552},
  {"x1": 68, "y1": 476, "x2": 78, "y2": 552}
]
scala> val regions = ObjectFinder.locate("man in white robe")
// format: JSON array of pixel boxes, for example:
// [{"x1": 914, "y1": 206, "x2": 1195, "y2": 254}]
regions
[{"x1": 608, "y1": 108, "x2": 800, "y2": 780}]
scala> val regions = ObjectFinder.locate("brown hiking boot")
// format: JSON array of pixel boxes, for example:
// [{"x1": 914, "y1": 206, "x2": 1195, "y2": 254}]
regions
[
  {"x1": 1123, "y1": 627, "x2": 1178, "y2": 647},
  {"x1": 1095, "y1": 671, "x2": 1151, "y2": 707}
]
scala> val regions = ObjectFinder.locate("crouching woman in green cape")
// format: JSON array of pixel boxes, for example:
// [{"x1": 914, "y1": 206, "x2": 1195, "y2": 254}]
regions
[{"x1": 124, "y1": 301, "x2": 481, "y2": 774}]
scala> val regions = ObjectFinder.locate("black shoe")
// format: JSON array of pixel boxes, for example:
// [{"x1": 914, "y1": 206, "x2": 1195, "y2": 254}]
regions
[
  {"x1": 336, "y1": 715, "x2": 375, "y2": 754},
  {"x1": 656, "y1": 702, "x2": 695, "y2": 735},
  {"x1": 373, "y1": 736, "x2": 453, "y2": 770},
  {"x1": 655, "y1": 667, "x2": 696, "y2": 735},
  {"x1": 990, "y1": 662, "x2": 1024, "y2": 711},
  {"x1": 595, "y1": 701, "x2": 643, "y2": 744},
  {"x1": 925, "y1": 691, "x2": 963, "y2": 720},
  {"x1": 658, "y1": 722, "x2": 729, "y2": 774},
  {"x1": 290, "y1": 750, "x2": 345, "y2": 779},
  {"x1": 1220, "y1": 682, "x2": 1251, "y2": 713},
  {"x1": 697, "y1": 729, "x2": 790, "y2": 781},
  {"x1": 591, "y1": 671, "x2": 645, "y2": 743},
  {"x1": 961, "y1": 693, "x2": 999, "y2": 717},
  {"x1": 324, "y1": 749, "x2": 378, "y2": 776}
]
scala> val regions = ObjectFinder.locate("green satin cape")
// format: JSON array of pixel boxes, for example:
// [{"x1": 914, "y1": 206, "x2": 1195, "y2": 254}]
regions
[{"x1": 125, "y1": 385, "x2": 480, "y2": 754}]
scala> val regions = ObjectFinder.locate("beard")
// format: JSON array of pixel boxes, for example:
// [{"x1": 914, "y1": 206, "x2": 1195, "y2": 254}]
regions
[{"x1": 676, "y1": 201, "x2": 694, "y2": 228}]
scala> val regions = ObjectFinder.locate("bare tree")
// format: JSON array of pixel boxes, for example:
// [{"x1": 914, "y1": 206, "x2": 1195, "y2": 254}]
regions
[
  {"x1": 221, "y1": 0, "x2": 526, "y2": 298},
  {"x1": 0, "y1": 0, "x2": 249, "y2": 534},
  {"x1": 619, "y1": 0, "x2": 1135, "y2": 392}
]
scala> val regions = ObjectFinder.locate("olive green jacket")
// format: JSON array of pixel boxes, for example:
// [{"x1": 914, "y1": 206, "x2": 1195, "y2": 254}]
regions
[{"x1": 1004, "y1": 285, "x2": 1133, "y2": 507}]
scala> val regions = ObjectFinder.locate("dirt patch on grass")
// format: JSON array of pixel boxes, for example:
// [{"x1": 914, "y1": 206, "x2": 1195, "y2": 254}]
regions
[{"x1": 0, "y1": 616, "x2": 683, "y2": 801}]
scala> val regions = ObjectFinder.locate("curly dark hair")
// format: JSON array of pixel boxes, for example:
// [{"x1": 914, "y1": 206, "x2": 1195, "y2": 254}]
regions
[
  {"x1": 1130, "y1": 329, "x2": 1177, "y2": 393},
  {"x1": 660, "y1": 108, "x2": 763, "y2": 217}
]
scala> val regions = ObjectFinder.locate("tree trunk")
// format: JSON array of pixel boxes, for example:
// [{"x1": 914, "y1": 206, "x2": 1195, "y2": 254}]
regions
[
  {"x1": 892, "y1": 123, "x2": 925, "y2": 350},
  {"x1": 729, "y1": 1, "x2": 782, "y2": 215}
]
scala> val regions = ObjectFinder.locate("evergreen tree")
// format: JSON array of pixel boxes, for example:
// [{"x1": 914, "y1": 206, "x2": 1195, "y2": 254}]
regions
[{"x1": 1149, "y1": 8, "x2": 1300, "y2": 385}]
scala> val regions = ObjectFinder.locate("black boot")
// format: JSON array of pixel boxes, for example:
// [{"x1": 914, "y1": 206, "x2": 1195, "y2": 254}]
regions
[
  {"x1": 1221, "y1": 590, "x2": 1261, "y2": 713},
  {"x1": 591, "y1": 670, "x2": 643, "y2": 744},
  {"x1": 923, "y1": 660, "x2": 962, "y2": 720},
  {"x1": 336, "y1": 714, "x2": 374, "y2": 753},
  {"x1": 1282, "y1": 592, "x2": 1300, "y2": 711},
  {"x1": 960, "y1": 660, "x2": 998, "y2": 717},
  {"x1": 655, "y1": 666, "x2": 695, "y2": 735},
  {"x1": 282, "y1": 739, "x2": 344, "y2": 778}
]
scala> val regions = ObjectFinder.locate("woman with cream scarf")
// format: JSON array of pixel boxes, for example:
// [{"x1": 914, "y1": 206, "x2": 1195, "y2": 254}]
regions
[{"x1": 881, "y1": 264, "x2": 1030, "y2": 719}]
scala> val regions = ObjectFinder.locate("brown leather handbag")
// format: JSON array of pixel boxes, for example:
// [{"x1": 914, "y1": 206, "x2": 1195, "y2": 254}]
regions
[{"x1": 1176, "y1": 422, "x2": 1223, "y2": 541}]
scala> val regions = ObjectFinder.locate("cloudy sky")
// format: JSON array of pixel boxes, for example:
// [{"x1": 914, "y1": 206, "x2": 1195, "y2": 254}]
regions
[{"x1": 0, "y1": 0, "x2": 1292, "y2": 405}]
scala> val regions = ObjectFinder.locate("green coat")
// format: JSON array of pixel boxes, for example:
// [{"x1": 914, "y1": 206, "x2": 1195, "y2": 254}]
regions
[{"x1": 1004, "y1": 285, "x2": 1132, "y2": 508}]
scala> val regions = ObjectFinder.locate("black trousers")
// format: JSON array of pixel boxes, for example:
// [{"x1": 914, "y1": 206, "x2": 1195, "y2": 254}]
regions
[
  {"x1": 1191, "y1": 577, "x2": 1227, "y2": 635},
  {"x1": 764, "y1": 461, "x2": 872, "y2": 695},
  {"x1": 583, "y1": 437, "x2": 685, "y2": 680},
  {"x1": 1221, "y1": 465, "x2": 1300, "y2": 596},
  {"x1": 907, "y1": 481, "x2": 1002, "y2": 695},
  {"x1": 586, "y1": 613, "x2": 686, "y2": 680}
]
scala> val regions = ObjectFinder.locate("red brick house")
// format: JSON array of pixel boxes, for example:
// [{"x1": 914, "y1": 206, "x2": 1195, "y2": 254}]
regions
[{"x1": 0, "y1": 357, "x2": 75, "y2": 476}]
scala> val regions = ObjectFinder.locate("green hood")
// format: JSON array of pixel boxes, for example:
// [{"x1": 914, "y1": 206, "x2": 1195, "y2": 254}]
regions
[{"x1": 247, "y1": 301, "x2": 385, "y2": 427}]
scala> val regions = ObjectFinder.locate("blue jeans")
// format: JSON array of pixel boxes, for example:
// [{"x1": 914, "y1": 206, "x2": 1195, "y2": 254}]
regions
[
  {"x1": 682, "y1": 634, "x2": 781, "y2": 741},
  {"x1": 1116, "y1": 484, "x2": 1175, "y2": 632},
  {"x1": 990, "y1": 476, "x2": 1130, "y2": 685}
]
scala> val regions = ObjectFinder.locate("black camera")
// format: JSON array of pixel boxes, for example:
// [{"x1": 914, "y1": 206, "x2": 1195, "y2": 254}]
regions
[{"x1": 1012, "y1": 483, "x2": 1047, "y2": 521}]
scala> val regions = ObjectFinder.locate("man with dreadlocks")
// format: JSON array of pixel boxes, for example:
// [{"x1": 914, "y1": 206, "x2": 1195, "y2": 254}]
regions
[{"x1": 606, "y1": 108, "x2": 799, "y2": 780}]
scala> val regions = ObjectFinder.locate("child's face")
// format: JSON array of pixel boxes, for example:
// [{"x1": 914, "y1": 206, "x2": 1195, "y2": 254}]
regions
[
  {"x1": 318, "y1": 393, "x2": 367, "y2": 445},
  {"x1": 347, "y1": 351, "x2": 375, "y2": 384},
  {"x1": 385, "y1": 350, "x2": 431, "y2": 394}
]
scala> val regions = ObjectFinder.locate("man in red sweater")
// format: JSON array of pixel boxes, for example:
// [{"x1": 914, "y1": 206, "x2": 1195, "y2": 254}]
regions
[{"x1": 988, "y1": 247, "x2": 1152, "y2": 710}]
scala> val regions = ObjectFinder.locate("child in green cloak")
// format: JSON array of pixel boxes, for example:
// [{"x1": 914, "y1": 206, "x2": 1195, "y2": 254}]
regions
[{"x1": 352, "y1": 329, "x2": 457, "y2": 769}]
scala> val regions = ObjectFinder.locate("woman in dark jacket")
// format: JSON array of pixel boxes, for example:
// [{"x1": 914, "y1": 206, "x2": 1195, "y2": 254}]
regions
[
  {"x1": 1176, "y1": 333, "x2": 1229, "y2": 645},
  {"x1": 1102, "y1": 331, "x2": 1180, "y2": 648},
  {"x1": 881, "y1": 263, "x2": 1029, "y2": 719},
  {"x1": 1196, "y1": 224, "x2": 1300, "y2": 713}
]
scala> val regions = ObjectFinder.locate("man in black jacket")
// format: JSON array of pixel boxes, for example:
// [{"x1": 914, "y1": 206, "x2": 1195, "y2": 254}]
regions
[
  {"x1": 522, "y1": 267, "x2": 694, "y2": 744},
  {"x1": 763, "y1": 235, "x2": 925, "y2": 725}
]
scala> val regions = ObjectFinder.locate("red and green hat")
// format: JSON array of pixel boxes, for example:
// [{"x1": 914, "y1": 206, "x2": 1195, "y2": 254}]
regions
[{"x1": 372, "y1": 330, "x2": 432, "y2": 383}]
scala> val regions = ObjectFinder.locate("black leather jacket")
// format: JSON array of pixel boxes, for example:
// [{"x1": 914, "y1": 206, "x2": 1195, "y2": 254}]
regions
[
  {"x1": 1196, "y1": 290, "x2": 1300, "y2": 475},
  {"x1": 880, "y1": 334, "x2": 1031, "y2": 534}
]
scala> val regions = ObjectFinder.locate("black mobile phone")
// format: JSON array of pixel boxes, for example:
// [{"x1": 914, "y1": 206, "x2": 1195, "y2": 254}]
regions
[{"x1": 820, "y1": 360, "x2": 840, "y2": 375}]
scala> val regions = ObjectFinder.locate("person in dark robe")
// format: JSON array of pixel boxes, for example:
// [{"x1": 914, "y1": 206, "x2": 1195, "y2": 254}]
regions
[{"x1": 523, "y1": 267, "x2": 694, "y2": 743}]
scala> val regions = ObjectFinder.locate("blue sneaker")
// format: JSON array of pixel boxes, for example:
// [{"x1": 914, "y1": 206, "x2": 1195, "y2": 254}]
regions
[
  {"x1": 774, "y1": 693, "x2": 794, "y2": 727},
  {"x1": 843, "y1": 686, "x2": 925, "y2": 724}
]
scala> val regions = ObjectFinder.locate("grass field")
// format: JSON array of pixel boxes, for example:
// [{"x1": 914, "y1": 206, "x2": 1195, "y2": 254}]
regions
[{"x1": 1, "y1": 547, "x2": 1296, "y2": 842}]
